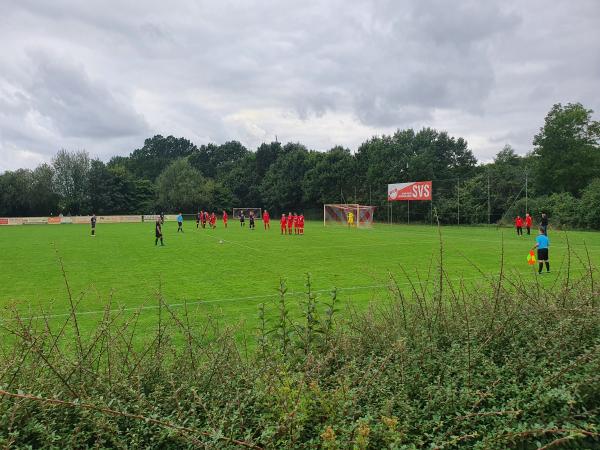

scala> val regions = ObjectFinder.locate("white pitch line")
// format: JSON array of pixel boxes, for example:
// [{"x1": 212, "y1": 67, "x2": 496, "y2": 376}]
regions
[{"x1": 3, "y1": 267, "x2": 593, "y2": 322}]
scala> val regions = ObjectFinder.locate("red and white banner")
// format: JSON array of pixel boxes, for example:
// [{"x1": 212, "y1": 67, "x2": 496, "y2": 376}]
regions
[{"x1": 388, "y1": 181, "x2": 432, "y2": 201}]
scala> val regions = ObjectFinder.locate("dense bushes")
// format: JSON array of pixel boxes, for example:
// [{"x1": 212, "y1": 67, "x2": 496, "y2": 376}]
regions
[
  {"x1": 1, "y1": 252, "x2": 599, "y2": 448},
  {"x1": 501, "y1": 179, "x2": 600, "y2": 230}
]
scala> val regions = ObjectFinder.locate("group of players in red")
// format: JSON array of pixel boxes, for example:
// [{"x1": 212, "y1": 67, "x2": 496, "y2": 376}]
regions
[
  {"x1": 193, "y1": 209, "x2": 305, "y2": 235},
  {"x1": 279, "y1": 213, "x2": 305, "y2": 235},
  {"x1": 514, "y1": 213, "x2": 533, "y2": 236},
  {"x1": 196, "y1": 210, "x2": 220, "y2": 229}
]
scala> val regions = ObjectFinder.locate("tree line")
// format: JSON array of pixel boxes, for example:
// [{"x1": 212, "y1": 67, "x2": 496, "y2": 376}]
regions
[{"x1": 1, "y1": 102, "x2": 599, "y2": 227}]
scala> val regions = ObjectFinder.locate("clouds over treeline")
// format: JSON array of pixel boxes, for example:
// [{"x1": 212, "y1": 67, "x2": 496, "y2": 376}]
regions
[{"x1": 1, "y1": 0, "x2": 599, "y2": 171}]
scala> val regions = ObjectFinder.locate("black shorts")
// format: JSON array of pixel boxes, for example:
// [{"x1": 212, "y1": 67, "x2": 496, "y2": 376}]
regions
[{"x1": 537, "y1": 248, "x2": 549, "y2": 261}]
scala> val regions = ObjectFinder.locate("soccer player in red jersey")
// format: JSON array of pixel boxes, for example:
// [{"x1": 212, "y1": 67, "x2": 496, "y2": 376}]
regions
[
  {"x1": 280, "y1": 213, "x2": 287, "y2": 235},
  {"x1": 263, "y1": 209, "x2": 270, "y2": 230},
  {"x1": 210, "y1": 212, "x2": 216, "y2": 229},
  {"x1": 515, "y1": 216, "x2": 523, "y2": 236},
  {"x1": 299, "y1": 213, "x2": 304, "y2": 235},
  {"x1": 292, "y1": 213, "x2": 298, "y2": 234},
  {"x1": 287, "y1": 212, "x2": 293, "y2": 235},
  {"x1": 222, "y1": 210, "x2": 228, "y2": 228},
  {"x1": 525, "y1": 213, "x2": 532, "y2": 235}
]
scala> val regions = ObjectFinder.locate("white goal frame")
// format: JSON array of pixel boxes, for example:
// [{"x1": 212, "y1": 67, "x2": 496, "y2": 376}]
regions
[
  {"x1": 232, "y1": 207, "x2": 262, "y2": 220},
  {"x1": 323, "y1": 204, "x2": 376, "y2": 228}
]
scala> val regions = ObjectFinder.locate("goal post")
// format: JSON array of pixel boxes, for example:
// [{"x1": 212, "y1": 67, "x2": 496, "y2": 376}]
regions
[
  {"x1": 323, "y1": 204, "x2": 376, "y2": 227},
  {"x1": 232, "y1": 207, "x2": 262, "y2": 219}
]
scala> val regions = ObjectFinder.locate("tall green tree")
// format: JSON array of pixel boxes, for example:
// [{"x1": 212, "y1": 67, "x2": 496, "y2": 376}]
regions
[
  {"x1": 157, "y1": 158, "x2": 216, "y2": 212},
  {"x1": 260, "y1": 145, "x2": 312, "y2": 212},
  {"x1": 31, "y1": 164, "x2": 59, "y2": 215},
  {"x1": 302, "y1": 146, "x2": 355, "y2": 205},
  {"x1": 533, "y1": 103, "x2": 600, "y2": 195},
  {"x1": 126, "y1": 135, "x2": 198, "y2": 181},
  {"x1": 0, "y1": 169, "x2": 32, "y2": 216},
  {"x1": 52, "y1": 149, "x2": 90, "y2": 214},
  {"x1": 189, "y1": 141, "x2": 248, "y2": 179},
  {"x1": 220, "y1": 154, "x2": 262, "y2": 207}
]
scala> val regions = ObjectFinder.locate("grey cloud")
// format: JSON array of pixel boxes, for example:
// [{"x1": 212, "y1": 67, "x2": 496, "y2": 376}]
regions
[
  {"x1": 0, "y1": 0, "x2": 599, "y2": 171},
  {"x1": 22, "y1": 51, "x2": 148, "y2": 138}
]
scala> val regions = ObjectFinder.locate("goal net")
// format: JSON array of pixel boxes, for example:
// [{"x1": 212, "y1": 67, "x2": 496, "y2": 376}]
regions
[
  {"x1": 232, "y1": 207, "x2": 262, "y2": 219},
  {"x1": 323, "y1": 204, "x2": 376, "y2": 227}
]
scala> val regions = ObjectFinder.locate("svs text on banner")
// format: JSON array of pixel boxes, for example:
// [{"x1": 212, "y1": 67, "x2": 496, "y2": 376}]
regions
[{"x1": 387, "y1": 181, "x2": 432, "y2": 201}]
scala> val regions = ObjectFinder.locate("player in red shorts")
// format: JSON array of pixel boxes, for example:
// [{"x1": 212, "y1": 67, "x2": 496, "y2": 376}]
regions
[
  {"x1": 287, "y1": 212, "x2": 293, "y2": 235},
  {"x1": 263, "y1": 209, "x2": 270, "y2": 230},
  {"x1": 222, "y1": 210, "x2": 228, "y2": 228},
  {"x1": 299, "y1": 213, "x2": 304, "y2": 235},
  {"x1": 210, "y1": 212, "x2": 216, "y2": 229},
  {"x1": 280, "y1": 213, "x2": 287, "y2": 235},
  {"x1": 292, "y1": 213, "x2": 298, "y2": 234}
]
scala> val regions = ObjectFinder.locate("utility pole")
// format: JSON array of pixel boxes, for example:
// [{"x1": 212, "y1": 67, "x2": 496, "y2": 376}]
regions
[
  {"x1": 525, "y1": 171, "x2": 528, "y2": 214},
  {"x1": 457, "y1": 178, "x2": 460, "y2": 225},
  {"x1": 487, "y1": 172, "x2": 491, "y2": 225}
]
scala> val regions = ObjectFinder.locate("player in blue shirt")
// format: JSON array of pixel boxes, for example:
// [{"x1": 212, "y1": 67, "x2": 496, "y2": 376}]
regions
[
  {"x1": 531, "y1": 227, "x2": 550, "y2": 274},
  {"x1": 177, "y1": 212, "x2": 184, "y2": 233}
]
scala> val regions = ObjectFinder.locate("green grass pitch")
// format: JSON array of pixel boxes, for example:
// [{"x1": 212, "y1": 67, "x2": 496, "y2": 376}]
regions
[{"x1": 1, "y1": 221, "x2": 599, "y2": 337}]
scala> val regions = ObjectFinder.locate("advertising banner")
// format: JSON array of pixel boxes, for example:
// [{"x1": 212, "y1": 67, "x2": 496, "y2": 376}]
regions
[
  {"x1": 387, "y1": 181, "x2": 432, "y2": 201},
  {"x1": 22, "y1": 217, "x2": 48, "y2": 225}
]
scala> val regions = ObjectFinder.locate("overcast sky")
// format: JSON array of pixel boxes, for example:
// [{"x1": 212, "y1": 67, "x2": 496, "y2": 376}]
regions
[{"x1": 1, "y1": 0, "x2": 599, "y2": 172}]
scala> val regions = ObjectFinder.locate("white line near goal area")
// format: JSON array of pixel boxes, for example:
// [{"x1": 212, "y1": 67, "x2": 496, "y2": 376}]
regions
[{"x1": 5, "y1": 267, "x2": 593, "y2": 322}]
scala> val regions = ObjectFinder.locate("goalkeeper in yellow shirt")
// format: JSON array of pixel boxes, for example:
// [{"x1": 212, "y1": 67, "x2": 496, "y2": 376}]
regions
[{"x1": 347, "y1": 211, "x2": 355, "y2": 227}]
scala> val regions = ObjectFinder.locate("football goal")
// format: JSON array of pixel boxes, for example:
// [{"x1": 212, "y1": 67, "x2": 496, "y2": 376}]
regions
[
  {"x1": 323, "y1": 204, "x2": 376, "y2": 227},
  {"x1": 232, "y1": 208, "x2": 262, "y2": 220}
]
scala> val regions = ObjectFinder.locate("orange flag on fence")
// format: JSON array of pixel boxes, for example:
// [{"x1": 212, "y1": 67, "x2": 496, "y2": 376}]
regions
[{"x1": 527, "y1": 250, "x2": 536, "y2": 265}]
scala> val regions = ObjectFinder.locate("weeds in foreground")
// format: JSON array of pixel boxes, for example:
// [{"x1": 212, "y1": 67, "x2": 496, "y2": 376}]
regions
[{"x1": 0, "y1": 238, "x2": 599, "y2": 449}]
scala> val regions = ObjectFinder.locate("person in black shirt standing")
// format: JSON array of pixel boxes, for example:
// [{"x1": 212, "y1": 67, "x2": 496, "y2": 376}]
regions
[
  {"x1": 249, "y1": 211, "x2": 255, "y2": 229},
  {"x1": 540, "y1": 213, "x2": 549, "y2": 235},
  {"x1": 155, "y1": 219, "x2": 164, "y2": 246},
  {"x1": 240, "y1": 211, "x2": 245, "y2": 227},
  {"x1": 91, "y1": 214, "x2": 97, "y2": 237}
]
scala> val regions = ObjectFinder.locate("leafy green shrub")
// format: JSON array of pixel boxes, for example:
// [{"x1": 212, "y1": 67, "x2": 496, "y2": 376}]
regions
[
  {"x1": 580, "y1": 178, "x2": 600, "y2": 229},
  {"x1": 1, "y1": 250, "x2": 599, "y2": 448}
]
